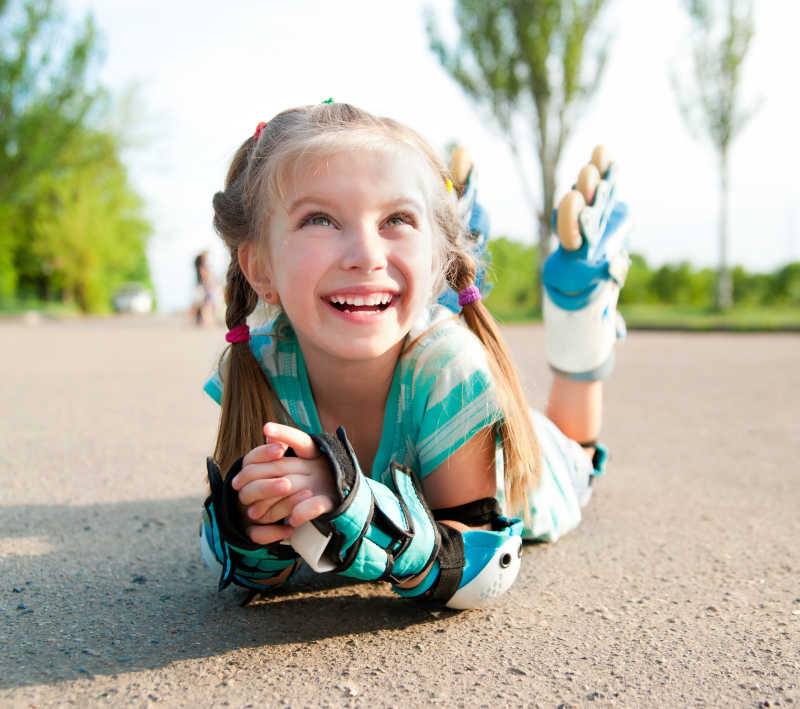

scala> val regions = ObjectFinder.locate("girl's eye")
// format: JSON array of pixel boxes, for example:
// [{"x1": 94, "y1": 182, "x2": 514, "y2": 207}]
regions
[
  {"x1": 384, "y1": 212, "x2": 414, "y2": 228},
  {"x1": 303, "y1": 213, "x2": 332, "y2": 228}
]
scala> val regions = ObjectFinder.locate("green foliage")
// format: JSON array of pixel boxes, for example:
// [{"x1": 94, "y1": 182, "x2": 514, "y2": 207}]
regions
[
  {"x1": 483, "y1": 237, "x2": 800, "y2": 321},
  {"x1": 0, "y1": 0, "x2": 151, "y2": 313},
  {"x1": 483, "y1": 237, "x2": 540, "y2": 319}
]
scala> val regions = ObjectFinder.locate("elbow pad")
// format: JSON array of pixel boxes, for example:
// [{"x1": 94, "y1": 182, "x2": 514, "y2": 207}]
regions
[
  {"x1": 289, "y1": 427, "x2": 523, "y2": 609},
  {"x1": 200, "y1": 457, "x2": 299, "y2": 592}
]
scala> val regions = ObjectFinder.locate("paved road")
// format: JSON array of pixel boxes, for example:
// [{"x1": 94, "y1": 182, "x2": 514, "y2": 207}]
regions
[{"x1": 1, "y1": 317, "x2": 798, "y2": 708}]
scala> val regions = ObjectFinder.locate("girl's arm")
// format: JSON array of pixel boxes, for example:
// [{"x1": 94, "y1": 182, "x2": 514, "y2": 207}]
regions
[{"x1": 420, "y1": 426, "x2": 497, "y2": 517}]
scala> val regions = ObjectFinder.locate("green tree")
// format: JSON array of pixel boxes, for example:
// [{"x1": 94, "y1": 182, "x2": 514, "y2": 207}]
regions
[
  {"x1": 1, "y1": 0, "x2": 152, "y2": 312},
  {"x1": 484, "y1": 236, "x2": 540, "y2": 319},
  {"x1": 672, "y1": 0, "x2": 761, "y2": 311},
  {"x1": 425, "y1": 0, "x2": 611, "y2": 303},
  {"x1": 28, "y1": 127, "x2": 151, "y2": 311},
  {"x1": 0, "y1": 0, "x2": 101, "y2": 298}
]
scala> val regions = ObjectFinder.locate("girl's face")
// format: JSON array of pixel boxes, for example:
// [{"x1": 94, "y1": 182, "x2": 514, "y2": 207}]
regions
[{"x1": 262, "y1": 147, "x2": 437, "y2": 365}]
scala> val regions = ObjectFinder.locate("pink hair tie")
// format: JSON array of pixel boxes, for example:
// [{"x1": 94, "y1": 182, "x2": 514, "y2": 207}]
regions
[
  {"x1": 458, "y1": 285, "x2": 482, "y2": 307},
  {"x1": 225, "y1": 324, "x2": 250, "y2": 344},
  {"x1": 253, "y1": 121, "x2": 267, "y2": 142}
]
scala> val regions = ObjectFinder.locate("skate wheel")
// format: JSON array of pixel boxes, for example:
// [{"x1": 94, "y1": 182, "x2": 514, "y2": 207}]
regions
[
  {"x1": 449, "y1": 145, "x2": 473, "y2": 198},
  {"x1": 575, "y1": 164, "x2": 600, "y2": 205},
  {"x1": 590, "y1": 145, "x2": 611, "y2": 177},
  {"x1": 556, "y1": 190, "x2": 585, "y2": 251}
]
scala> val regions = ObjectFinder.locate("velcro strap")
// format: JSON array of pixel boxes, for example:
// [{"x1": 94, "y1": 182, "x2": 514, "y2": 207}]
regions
[
  {"x1": 418, "y1": 524, "x2": 464, "y2": 603},
  {"x1": 433, "y1": 498, "x2": 502, "y2": 528}
]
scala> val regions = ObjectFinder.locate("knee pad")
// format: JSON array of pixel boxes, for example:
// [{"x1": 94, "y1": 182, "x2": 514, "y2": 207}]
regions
[
  {"x1": 200, "y1": 457, "x2": 300, "y2": 592},
  {"x1": 288, "y1": 428, "x2": 523, "y2": 609}
]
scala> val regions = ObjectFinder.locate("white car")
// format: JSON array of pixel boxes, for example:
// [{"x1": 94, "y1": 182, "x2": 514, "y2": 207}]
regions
[{"x1": 112, "y1": 283, "x2": 153, "y2": 314}]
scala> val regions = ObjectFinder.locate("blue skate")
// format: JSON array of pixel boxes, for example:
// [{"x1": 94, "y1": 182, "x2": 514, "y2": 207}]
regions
[{"x1": 542, "y1": 147, "x2": 633, "y2": 382}]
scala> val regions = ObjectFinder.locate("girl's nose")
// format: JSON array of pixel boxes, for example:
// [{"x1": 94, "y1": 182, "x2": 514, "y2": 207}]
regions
[{"x1": 341, "y1": 224, "x2": 388, "y2": 272}]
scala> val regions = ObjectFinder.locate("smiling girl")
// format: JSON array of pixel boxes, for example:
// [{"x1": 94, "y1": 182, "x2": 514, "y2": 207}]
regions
[{"x1": 200, "y1": 102, "x2": 630, "y2": 608}]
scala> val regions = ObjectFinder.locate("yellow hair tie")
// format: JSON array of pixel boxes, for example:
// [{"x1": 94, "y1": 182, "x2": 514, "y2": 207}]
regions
[{"x1": 445, "y1": 177, "x2": 453, "y2": 194}]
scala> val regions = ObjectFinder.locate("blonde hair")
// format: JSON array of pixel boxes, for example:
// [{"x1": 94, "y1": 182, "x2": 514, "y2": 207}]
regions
[{"x1": 211, "y1": 102, "x2": 540, "y2": 513}]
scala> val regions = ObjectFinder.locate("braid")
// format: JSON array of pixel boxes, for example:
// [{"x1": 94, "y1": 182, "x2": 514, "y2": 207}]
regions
[
  {"x1": 224, "y1": 255, "x2": 258, "y2": 330},
  {"x1": 450, "y1": 249, "x2": 541, "y2": 516},
  {"x1": 213, "y1": 254, "x2": 289, "y2": 474}
]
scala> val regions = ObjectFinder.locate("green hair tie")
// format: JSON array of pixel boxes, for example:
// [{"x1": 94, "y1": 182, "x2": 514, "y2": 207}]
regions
[{"x1": 321, "y1": 97, "x2": 334, "y2": 104}]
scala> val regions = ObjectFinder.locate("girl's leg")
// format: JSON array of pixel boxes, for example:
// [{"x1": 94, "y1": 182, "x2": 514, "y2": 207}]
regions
[{"x1": 546, "y1": 377, "x2": 602, "y2": 459}]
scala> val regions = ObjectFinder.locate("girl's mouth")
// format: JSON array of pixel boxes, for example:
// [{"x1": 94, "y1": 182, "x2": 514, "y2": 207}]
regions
[{"x1": 325, "y1": 292, "x2": 396, "y2": 314}]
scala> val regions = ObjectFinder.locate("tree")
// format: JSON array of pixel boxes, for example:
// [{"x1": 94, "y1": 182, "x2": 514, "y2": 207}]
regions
[
  {"x1": 0, "y1": 0, "x2": 152, "y2": 312},
  {"x1": 672, "y1": 0, "x2": 761, "y2": 311},
  {"x1": 425, "y1": 0, "x2": 611, "y2": 303},
  {"x1": 29, "y1": 126, "x2": 152, "y2": 311},
  {"x1": 0, "y1": 0, "x2": 101, "y2": 298}
]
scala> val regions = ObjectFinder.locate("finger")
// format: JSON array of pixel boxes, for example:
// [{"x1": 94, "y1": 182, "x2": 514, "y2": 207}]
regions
[
  {"x1": 233, "y1": 460, "x2": 291, "y2": 491},
  {"x1": 241, "y1": 441, "x2": 289, "y2": 468},
  {"x1": 287, "y1": 494, "x2": 335, "y2": 527},
  {"x1": 263, "y1": 422, "x2": 319, "y2": 459},
  {"x1": 250, "y1": 489, "x2": 314, "y2": 525},
  {"x1": 247, "y1": 523, "x2": 294, "y2": 546},
  {"x1": 238, "y1": 477, "x2": 293, "y2": 506},
  {"x1": 231, "y1": 458, "x2": 324, "y2": 490}
]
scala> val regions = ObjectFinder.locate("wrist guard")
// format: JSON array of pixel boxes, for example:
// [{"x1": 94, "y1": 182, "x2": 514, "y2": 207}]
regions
[
  {"x1": 200, "y1": 457, "x2": 299, "y2": 592},
  {"x1": 288, "y1": 427, "x2": 523, "y2": 609}
]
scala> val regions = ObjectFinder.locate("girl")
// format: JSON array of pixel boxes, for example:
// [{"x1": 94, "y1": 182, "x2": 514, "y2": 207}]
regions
[{"x1": 200, "y1": 102, "x2": 630, "y2": 609}]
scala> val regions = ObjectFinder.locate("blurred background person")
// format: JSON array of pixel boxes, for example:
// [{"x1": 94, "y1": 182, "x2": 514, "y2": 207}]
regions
[{"x1": 191, "y1": 250, "x2": 222, "y2": 326}]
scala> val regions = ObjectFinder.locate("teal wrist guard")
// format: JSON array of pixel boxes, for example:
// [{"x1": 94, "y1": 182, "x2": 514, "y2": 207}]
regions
[
  {"x1": 289, "y1": 427, "x2": 524, "y2": 609},
  {"x1": 200, "y1": 457, "x2": 299, "y2": 592}
]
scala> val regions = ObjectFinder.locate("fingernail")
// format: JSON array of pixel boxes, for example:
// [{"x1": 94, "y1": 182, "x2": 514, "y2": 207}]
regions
[{"x1": 231, "y1": 475, "x2": 239, "y2": 489}]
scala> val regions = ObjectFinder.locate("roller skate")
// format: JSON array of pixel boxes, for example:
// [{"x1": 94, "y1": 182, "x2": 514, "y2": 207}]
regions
[
  {"x1": 439, "y1": 145, "x2": 492, "y2": 312},
  {"x1": 542, "y1": 146, "x2": 633, "y2": 381}
]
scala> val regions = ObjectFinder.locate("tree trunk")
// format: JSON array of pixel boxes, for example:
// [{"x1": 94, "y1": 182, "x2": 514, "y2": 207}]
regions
[
  {"x1": 717, "y1": 147, "x2": 733, "y2": 311},
  {"x1": 536, "y1": 151, "x2": 557, "y2": 313}
]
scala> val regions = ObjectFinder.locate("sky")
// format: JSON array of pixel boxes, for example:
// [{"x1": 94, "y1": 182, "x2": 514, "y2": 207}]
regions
[{"x1": 64, "y1": 0, "x2": 800, "y2": 312}]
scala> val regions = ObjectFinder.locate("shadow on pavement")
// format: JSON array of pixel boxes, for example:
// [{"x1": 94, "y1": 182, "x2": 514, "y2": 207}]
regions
[{"x1": 0, "y1": 497, "x2": 444, "y2": 689}]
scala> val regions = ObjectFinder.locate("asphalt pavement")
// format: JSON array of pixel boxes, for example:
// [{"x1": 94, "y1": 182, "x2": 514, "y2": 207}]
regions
[{"x1": 1, "y1": 316, "x2": 798, "y2": 708}]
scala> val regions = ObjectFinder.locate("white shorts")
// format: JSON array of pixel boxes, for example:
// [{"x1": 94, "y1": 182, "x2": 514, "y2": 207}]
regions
[{"x1": 496, "y1": 409, "x2": 597, "y2": 543}]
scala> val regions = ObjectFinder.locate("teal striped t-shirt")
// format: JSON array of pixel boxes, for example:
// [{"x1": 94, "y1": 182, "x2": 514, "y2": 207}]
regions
[{"x1": 204, "y1": 304, "x2": 502, "y2": 492}]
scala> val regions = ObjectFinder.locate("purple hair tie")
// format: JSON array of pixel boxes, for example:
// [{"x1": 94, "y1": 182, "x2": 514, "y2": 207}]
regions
[
  {"x1": 225, "y1": 324, "x2": 250, "y2": 344},
  {"x1": 458, "y1": 285, "x2": 481, "y2": 307}
]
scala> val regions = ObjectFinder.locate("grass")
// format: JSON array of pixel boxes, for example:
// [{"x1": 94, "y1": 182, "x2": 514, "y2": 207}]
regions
[
  {"x1": 0, "y1": 297, "x2": 82, "y2": 319},
  {"x1": 486, "y1": 304, "x2": 800, "y2": 331},
  {"x1": 618, "y1": 304, "x2": 800, "y2": 332}
]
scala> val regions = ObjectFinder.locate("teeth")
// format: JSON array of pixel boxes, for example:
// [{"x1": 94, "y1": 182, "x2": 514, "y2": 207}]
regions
[{"x1": 328, "y1": 292, "x2": 393, "y2": 307}]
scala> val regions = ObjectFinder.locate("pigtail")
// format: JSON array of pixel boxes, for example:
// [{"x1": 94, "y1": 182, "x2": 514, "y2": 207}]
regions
[
  {"x1": 211, "y1": 258, "x2": 286, "y2": 474},
  {"x1": 450, "y1": 250, "x2": 541, "y2": 516},
  {"x1": 210, "y1": 135, "x2": 289, "y2": 476}
]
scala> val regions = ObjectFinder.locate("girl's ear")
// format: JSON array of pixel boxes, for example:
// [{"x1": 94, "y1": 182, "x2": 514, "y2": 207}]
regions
[{"x1": 238, "y1": 243, "x2": 280, "y2": 305}]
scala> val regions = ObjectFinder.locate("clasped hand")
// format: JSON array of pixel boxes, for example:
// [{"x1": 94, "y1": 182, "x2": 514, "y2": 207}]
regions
[{"x1": 231, "y1": 423, "x2": 336, "y2": 546}]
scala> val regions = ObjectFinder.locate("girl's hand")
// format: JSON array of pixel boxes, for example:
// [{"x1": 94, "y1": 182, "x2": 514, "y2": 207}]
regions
[{"x1": 231, "y1": 423, "x2": 336, "y2": 545}]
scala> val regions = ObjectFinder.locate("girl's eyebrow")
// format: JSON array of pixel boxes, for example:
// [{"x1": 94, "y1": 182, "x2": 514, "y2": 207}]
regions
[
  {"x1": 286, "y1": 195, "x2": 335, "y2": 215},
  {"x1": 287, "y1": 194, "x2": 425, "y2": 216}
]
